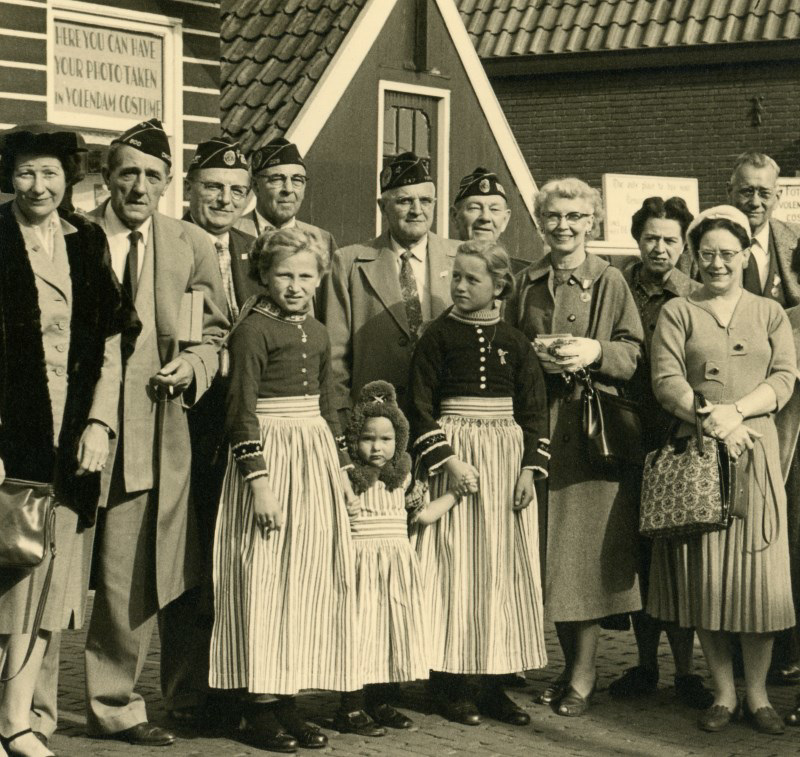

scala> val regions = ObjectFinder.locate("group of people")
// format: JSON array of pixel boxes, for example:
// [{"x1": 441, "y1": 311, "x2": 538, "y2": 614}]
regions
[{"x1": 1, "y1": 114, "x2": 800, "y2": 757}]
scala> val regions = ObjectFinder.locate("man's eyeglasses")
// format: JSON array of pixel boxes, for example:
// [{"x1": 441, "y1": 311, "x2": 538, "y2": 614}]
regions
[
  {"x1": 735, "y1": 187, "x2": 776, "y2": 200},
  {"x1": 543, "y1": 212, "x2": 592, "y2": 227},
  {"x1": 697, "y1": 249, "x2": 742, "y2": 264},
  {"x1": 257, "y1": 173, "x2": 307, "y2": 189},
  {"x1": 196, "y1": 181, "x2": 249, "y2": 202}
]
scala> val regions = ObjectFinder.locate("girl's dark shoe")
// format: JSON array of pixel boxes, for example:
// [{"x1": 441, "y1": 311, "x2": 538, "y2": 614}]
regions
[
  {"x1": 366, "y1": 703, "x2": 413, "y2": 729},
  {"x1": 697, "y1": 701, "x2": 739, "y2": 733},
  {"x1": 274, "y1": 706, "x2": 328, "y2": 749},
  {"x1": 332, "y1": 710, "x2": 387, "y2": 737},
  {"x1": 437, "y1": 695, "x2": 482, "y2": 726},
  {"x1": 535, "y1": 677, "x2": 569, "y2": 705},
  {"x1": 608, "y1": 666, "x2": 658, "y2": 698},
  {"x1": 241, "y1": 706, "x2": 299, "y2": 753},
  {"x1": 743, "y1": 700, "x2": 784, "y2": 735},
  {"x1": 556, "y1": 684, "x2": 595, "y2": 717},
  {"x1": 477, "y1": 690, "x2": 530, "y2": 726},
  {"x1": 674, "y1": 674, "x2": 714, "y2": 710}
]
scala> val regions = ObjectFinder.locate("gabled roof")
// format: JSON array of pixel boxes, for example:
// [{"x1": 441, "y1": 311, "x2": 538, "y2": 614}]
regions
[
  {"x1": 220, "y1": 0, "x2": 368, "y2": 154},
  {"x1": 457, "y1": 0, "x2": 800, "y2": 59}
]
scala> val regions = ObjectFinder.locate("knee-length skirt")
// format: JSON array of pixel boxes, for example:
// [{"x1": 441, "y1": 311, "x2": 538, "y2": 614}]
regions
[
  {"x1": 411, "y1": 397, "x2": 547, "y2": 675},
  {"x1": 647, "y1": 416, "x2": 795, "y2": 633},
  {"x1": 210, "y1": 396, "x2": 360, "y2": 695}
]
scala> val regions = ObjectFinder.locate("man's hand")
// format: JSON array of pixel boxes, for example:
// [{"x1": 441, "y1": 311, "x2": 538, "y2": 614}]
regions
[
  {"x1": 151, "y1": 357, "x2": 194, "y2": 396},
  {"x1": 76, "y1": 423, "x2": 110, "y2": 476}
]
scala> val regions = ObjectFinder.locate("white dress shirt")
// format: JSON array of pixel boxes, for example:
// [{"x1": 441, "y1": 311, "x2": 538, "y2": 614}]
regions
[
  {"x1": 254, "y1": 210, "x2": 295, "y2": 236},
  {"x1": 390, "y1": 233, "x2": 431, "y2": 319},
  {"x1": 104, "y1": 203, "x2": 152, "y2": 283},
  {"x1": 749, "y1": 224, "x2": 771, "y2": 292}
]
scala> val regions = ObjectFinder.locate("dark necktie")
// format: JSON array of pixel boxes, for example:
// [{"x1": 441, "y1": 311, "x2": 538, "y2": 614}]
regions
[
  {"x1": 399, "y1": 250, "x2": 423, "y2": 339},
  {"x1": 742, "y1": 238, "x2": 762, "y2": 295},
  {"x1": 123, "y1": 231, "x2": 141, "y2": 302}
]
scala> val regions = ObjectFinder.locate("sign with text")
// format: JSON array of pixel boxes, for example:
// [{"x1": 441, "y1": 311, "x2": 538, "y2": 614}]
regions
[
  {"x1": 602, "y1": 173, "x2": 700, "y2": 248},
  {"x1": 52, "y1": 19, "x2": 164, "y2": 125},
  {"x1": 774, "y1": 178, "x2": 800, "y2": 225}
]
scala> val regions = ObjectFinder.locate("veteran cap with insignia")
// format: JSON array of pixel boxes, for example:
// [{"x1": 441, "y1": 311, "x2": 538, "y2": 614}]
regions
[
  {"x1": 380, "y1": 151, "x2": 433, "y2": 193},
  {"x1": 455, "y1": 166, "x2": 506, "y2": 203},
  {"x1": 250, "y1": 137, "x2": 305, "y2": 175},
  {"x1": 112, "y1": 118, "x2": 172, "y2": 168},
  {"x1": 188, "y1": 136, "x2": 248, "y2": 175}
]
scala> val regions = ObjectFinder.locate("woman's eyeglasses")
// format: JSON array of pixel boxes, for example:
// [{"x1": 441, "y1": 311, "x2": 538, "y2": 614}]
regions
[{"x1": 697, "y1": 249, "x2": 742, "y2": 263}]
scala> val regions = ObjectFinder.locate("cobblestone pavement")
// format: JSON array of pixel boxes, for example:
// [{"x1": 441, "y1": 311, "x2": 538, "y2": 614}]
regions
[{"x1": 25, "y1": 594, "x2": 799, "y2": 757}]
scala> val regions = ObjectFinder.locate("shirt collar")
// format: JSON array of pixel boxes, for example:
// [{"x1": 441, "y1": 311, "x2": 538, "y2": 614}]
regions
[
  {"x1": 526, "y1": 252, "x2": 609, "y2": 286},
  {"x1": 752, "y1": 224, "x2": 770, "y2": 251},
  {"x1": 389, "y1": 233, "x2": 428, "y2": 261},
  {"x1": 206, "y1": 229, "x2": 229, "y2": 249},
  {"x1": 12, "y1": 202, "x2": 76, "y2": 236},
  {"x1": 629, "y1": 260, "x2": 693, "y2": 298},
  {"x1": 105, "y1": 202, "x2": 152, "y2": 245},
  {"x1": 255, "y1": 210, "x2": 295, "y2": 232}
]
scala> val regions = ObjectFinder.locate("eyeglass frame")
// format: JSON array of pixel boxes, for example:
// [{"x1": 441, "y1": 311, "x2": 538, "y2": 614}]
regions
[
  {"x1": 696, "y1": 248, "x2": 743, "y2": 264},
  {"x1": 542, "y1": 211, "x2": 593, "y2": 228},
  {"x1": 192, "y1": 180, "x2": 250, "y2": 202}
]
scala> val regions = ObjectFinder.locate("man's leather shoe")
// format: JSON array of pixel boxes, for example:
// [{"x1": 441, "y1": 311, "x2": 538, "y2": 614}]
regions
[
  {"x1": 367, "y1": 703, "x2": 413, "y2": 729},
  {"x1": 438, "y1": 696, "x2": 482, "y2": 726},
  {"x1": 477, "y1": 691, "x2": 530, "y2": 726},
  {"x1": 332, "y1": 710, "x2": 386, "y2": 737},
  {"x1": 107, "y1": 722, "x2": 176, "y2": 746}
]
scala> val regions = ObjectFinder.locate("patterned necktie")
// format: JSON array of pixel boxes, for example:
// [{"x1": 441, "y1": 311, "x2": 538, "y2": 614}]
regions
[
  {"x1": 399, "y1": 250, "x2": 423, "y2": 339},
  {"x1": 123, "y1": 231, "x2": 141, "y2": 302},
  {"x1": 215, "y1": 240, "x2": 239, "y2": 319},
  {"x1": 742, "y1": 238, "x2": 762, "y2": 295}
]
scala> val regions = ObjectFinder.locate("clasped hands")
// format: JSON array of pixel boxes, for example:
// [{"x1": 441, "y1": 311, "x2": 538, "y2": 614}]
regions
[
  {"x1": 535, "y1": 337, "x2": 601, "y2": 374},
  {"x1": 444, "y1": 457, "x2": 534, "y2": 511},
  {"x1": 697, "y1": 402, "x2": 761, "y2": 459}
]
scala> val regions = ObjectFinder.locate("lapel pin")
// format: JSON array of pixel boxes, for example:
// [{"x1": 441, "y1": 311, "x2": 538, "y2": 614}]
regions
[
  {"x1": 241, "y1": 253, "x2": 249, "y2": 260},
  {"x1": 581, "y1": 278, "x2": 591, "y2": 289},
  {"x1": 580, "y1": 292, "x2": 591, "y2": 302},
  {"x1": 774, "y1": 274, "x2": 781, "y2": 285}
]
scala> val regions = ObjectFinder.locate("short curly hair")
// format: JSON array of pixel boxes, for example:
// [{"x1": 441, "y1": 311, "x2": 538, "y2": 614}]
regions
[
  {"x1": 249, "y1": 226, "x2": 329, "y2": 284},
  {"x1": 630, "y1": 196, "x2": 694, "y2": 243},
  {"x1": 345, "y1": 380, "x2": 411, "y2": 495},
  {"x1": 534, "y1": 177, "x2": 603, "y2": 239}
]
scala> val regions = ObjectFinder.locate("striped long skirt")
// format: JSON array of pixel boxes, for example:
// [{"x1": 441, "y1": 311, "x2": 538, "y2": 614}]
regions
[
  {"x1": 411, "y1": 397, "x2": 547, "y2": 675},
  {"x1": 210, "y1": 396, "x2": 360, "y2": 695}
]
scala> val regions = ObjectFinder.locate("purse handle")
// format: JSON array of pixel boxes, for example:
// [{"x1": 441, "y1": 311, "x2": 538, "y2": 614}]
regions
[{"x1": 693, "y1": 391, "x2": 708, "y2": 456}]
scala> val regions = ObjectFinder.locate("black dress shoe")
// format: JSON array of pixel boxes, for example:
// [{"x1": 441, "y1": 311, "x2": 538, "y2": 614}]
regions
[
  {"x1": 241, "y1": 708, "x2": 299, "y2": 753},
  {"x1": 477, "y1": 690, "x2": 530, "y2": 726},
  {"x1": 535, "y1": 678, "x2": 569, "y2": 705},
  {"x1": 105, "y1": 722, "x2": 176, "y2": 746},
  {"x1": 274, "y1": 707, "x2": 328, "y2": 748},
  {"x1": 367, "y1": 703, "x2": 413, "y2": 729},
  {"x1": 332, "y1": 710, "x2": 387, "y2": 737},
  {"x1": 674, "y1": 674, "x2": 714, "y2": 710},
  {"x1": 608, "y1": 666, "x2": 658, "y2": 699},
  {"x1": 438, "y1": 696, "x2": 482, "y2": 726}
]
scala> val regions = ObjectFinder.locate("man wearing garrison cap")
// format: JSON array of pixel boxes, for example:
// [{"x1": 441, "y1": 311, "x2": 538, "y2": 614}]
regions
[
  {"x1": 236, "y1": 136, "x2": 336, "y2": 257},
  {"x1": 319, "y1": 151, "x2": 457, "y2": 418},
  {"x1": 451, "y1": 166, "x2": 511, "y2": 242},
  {"x1": 83, "y1": 118, "x2": 229, "y2": 746}
]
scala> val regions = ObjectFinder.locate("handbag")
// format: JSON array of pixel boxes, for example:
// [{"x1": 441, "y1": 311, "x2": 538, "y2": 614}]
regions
[
  {"x1": 579, "y1": 370, "x2": 643, "y2": 466},
  {"x1": 639, "y1": 393, "x2": 748, "y2": 539},
  {"x1": 0, "y1": 477, "x2": 57, "y2": 682}
]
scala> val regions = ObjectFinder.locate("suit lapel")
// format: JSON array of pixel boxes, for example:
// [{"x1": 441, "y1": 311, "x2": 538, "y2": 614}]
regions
[
  {"x1": 228, "y1": 229, "x2": 255, "y2": 307},
  {"x1": 358, "y1": 234, "x2": 409, "y2": 336},
  {"x1": 152, "y1": 212, "x2": 190, "y2": 363},
  {"x1": 427, "y1": 232, "x2": 456, "y2": 316}
]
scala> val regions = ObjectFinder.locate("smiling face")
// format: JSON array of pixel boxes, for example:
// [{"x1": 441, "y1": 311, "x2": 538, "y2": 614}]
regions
[
  {"x1": 263, "y1": 249, "x2": 321, "y2": 313},
  {"x1": 728, "y1": 163, "x2": 781, "y2": 235},
  {"x1": 357, "y1": 416, "x2": 397, "y2": 469},
  {"x1": 379, "y1": 182, "x2": 436, "y2": 247},
  {"x1": 540, "y1": 195, "x2": 594, "y2": 258},
  {"x1": 638, "y1": 217, "x2": 684, "y2": 278},
  {"x1": 103, "y1": 144, "x2": 171, "y2": 230},
  {"x1": 451, "y1": 195, "x2": 510, "y2": 241},
  {"x1": 253, "y1": 162, "x2": 306, "y2": 226},
  {"x1": 12, "y1": 154, "x2": 67, "y2": 223},
  {"x1": 187, "y1": 166, "x2": 250, "y2": 235},
  {"x1": 696, "y1": 227, "x2": 748, "y2": 296},
  {"x1": 450, "y1": 253, "x2": 503, "y2": 313}
]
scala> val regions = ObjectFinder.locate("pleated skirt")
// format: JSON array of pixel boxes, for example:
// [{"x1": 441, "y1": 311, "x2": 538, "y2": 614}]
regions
[
  {"x1": 0, "y1": 503, "x2": 93, "y2": 633},
  {"x1": 647, "y1": 416, "x2": 795, "y2": 633},
  {"x1": 350, "y1": 512, "x2": 431, "y2": 683},
  {"x1": 210, "y1": 395, "x2": 360, "y2": 695},
  {"x1": 411, "y1": 397, "x2": 547, "y2": 675}
]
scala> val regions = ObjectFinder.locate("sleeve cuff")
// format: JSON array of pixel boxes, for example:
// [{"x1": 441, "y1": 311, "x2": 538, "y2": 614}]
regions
[
  {"x1": 412, "y1": 430, "x2": 454, "y2": 473},
  {"x1": 232, "y1": 439, "x2": 266, "y2": 478}
]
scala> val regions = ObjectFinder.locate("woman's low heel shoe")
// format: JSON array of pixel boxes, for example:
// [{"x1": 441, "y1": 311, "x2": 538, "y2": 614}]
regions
[
  {"x1": 698, "y1": 702, "x2": 738, "y2": 732},
  {"x1": 556, "y1": 685, "x2": 595, "y2": 717},
  {"x1": 743, "y1": 701, "x2": 784, "y2": 735},
  {"x1": 0, "y1": 729, "x2": 52, "y2": 757}
]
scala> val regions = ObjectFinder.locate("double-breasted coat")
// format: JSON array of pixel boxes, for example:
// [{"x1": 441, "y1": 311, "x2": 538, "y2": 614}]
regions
[
  {"x1": 506, "y1": 253, "x2": 644, "y2": 622},
  {"x1": 319, "y1": 230, "x2": 458, "y2": 417}
]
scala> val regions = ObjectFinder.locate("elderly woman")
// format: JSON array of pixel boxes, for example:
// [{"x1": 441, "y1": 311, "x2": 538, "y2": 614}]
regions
[
  {"x1": 648, "y1": 206, "x2": 796, "y2": 735},
  {"x1": 0, "y1": 125, "x2": 132, "y2": 757},
  {"x1": 608, "y1": 197, "x2": 712, "y2": 709},
  {"x1": 506, "y1": 177, "x2": 644, "y2": 717}
]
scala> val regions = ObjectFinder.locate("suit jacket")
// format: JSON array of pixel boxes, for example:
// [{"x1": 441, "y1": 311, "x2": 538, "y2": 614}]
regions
[
  {"x1": 766, "y1": 219, "x2": 800, "y2": 308},
  {"x1": 319, "y1": 230, "x2": 458, "y2": 415},
  {"x1": 89, "y1": 201, "x2": 229, "y2": 607},
  {"x1": 235, "y1": 212, "x2": 337, "y2": 258}
]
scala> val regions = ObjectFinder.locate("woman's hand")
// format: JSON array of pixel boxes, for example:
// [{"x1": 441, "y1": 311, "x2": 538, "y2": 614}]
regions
[
  {"x1": 697, "y1": 403, "x2": 743, "y2": 441},
  {"x1": 551, "y1": 337, "x2": 602, "y2": 373},
  {"x1": 76, "y1": 422, "x2": 110, "y2": 476},
  {"x1": 513, "y1": 468, "x2": 535, "y2": 511},
  {"x1": 722, "y1": 424, "x2": 762, "y2": 459},
  {"x1": 249, "y1": 476, "x2": 283, "y2": 538},
  {"x1": 444, "y1": 457, "x2": 479, "y2": 494}
]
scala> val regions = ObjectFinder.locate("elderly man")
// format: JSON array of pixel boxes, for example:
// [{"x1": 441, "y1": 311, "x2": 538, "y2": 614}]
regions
[
  {"x1": 320, "y1": 152, "x2": 457, "y2": 418},
  {"x1": 727, "y1": 151, "x2": 800, "y2": 306},
  {"x1": 82, "y1": 119, "x2": 228, "y2": 746},
  {"x1": 450, "y1": 166, "x2": 510, "y2": 241},
  {"x1": 236, "y1": 136, "x2": 336, "y2": 257}
]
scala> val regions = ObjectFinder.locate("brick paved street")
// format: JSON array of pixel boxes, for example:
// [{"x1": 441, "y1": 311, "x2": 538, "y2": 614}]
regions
[{"x1": 23, "y1": 594, "x2": 796, "y2": 757}]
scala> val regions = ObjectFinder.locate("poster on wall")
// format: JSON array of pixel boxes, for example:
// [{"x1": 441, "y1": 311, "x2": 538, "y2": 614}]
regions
[
  {"x1": 51, "y1": 18, "x2": 164, "y2": 130},
  {"x1": 774, "y1": 178, "x2": 800, "y2": 225}
]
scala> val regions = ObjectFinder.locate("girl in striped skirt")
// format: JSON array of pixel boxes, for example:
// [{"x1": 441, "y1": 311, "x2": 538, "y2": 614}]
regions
[
  {"x1": 408, "y1": 239, "x2": 550, "y2": 727},
  {"x1": 336, "y1": 380, "x2": 471, "y2": 734},
  {"x1": 210, "y1": 228, "x2": 360, "y2": 753}
]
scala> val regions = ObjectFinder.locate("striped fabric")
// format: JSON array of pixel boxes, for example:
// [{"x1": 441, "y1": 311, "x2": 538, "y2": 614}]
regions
[
  {"x1": 411, "y1": 397, "x2": 547, "y2": 675},
  {"x1": 349, "y1": 480, "x2": 430, "y2": 684},
  {"x1": 647, "y1": 416, "x2": 795, "y2": 633},
  {"x1": 210, "y1": 395, "x2": 361, "y2": 695}
]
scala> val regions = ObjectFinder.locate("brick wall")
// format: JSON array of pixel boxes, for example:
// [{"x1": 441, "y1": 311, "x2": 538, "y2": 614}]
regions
[{"x1": 491, "y1": 58, "x2": 800, "y2": 208}]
